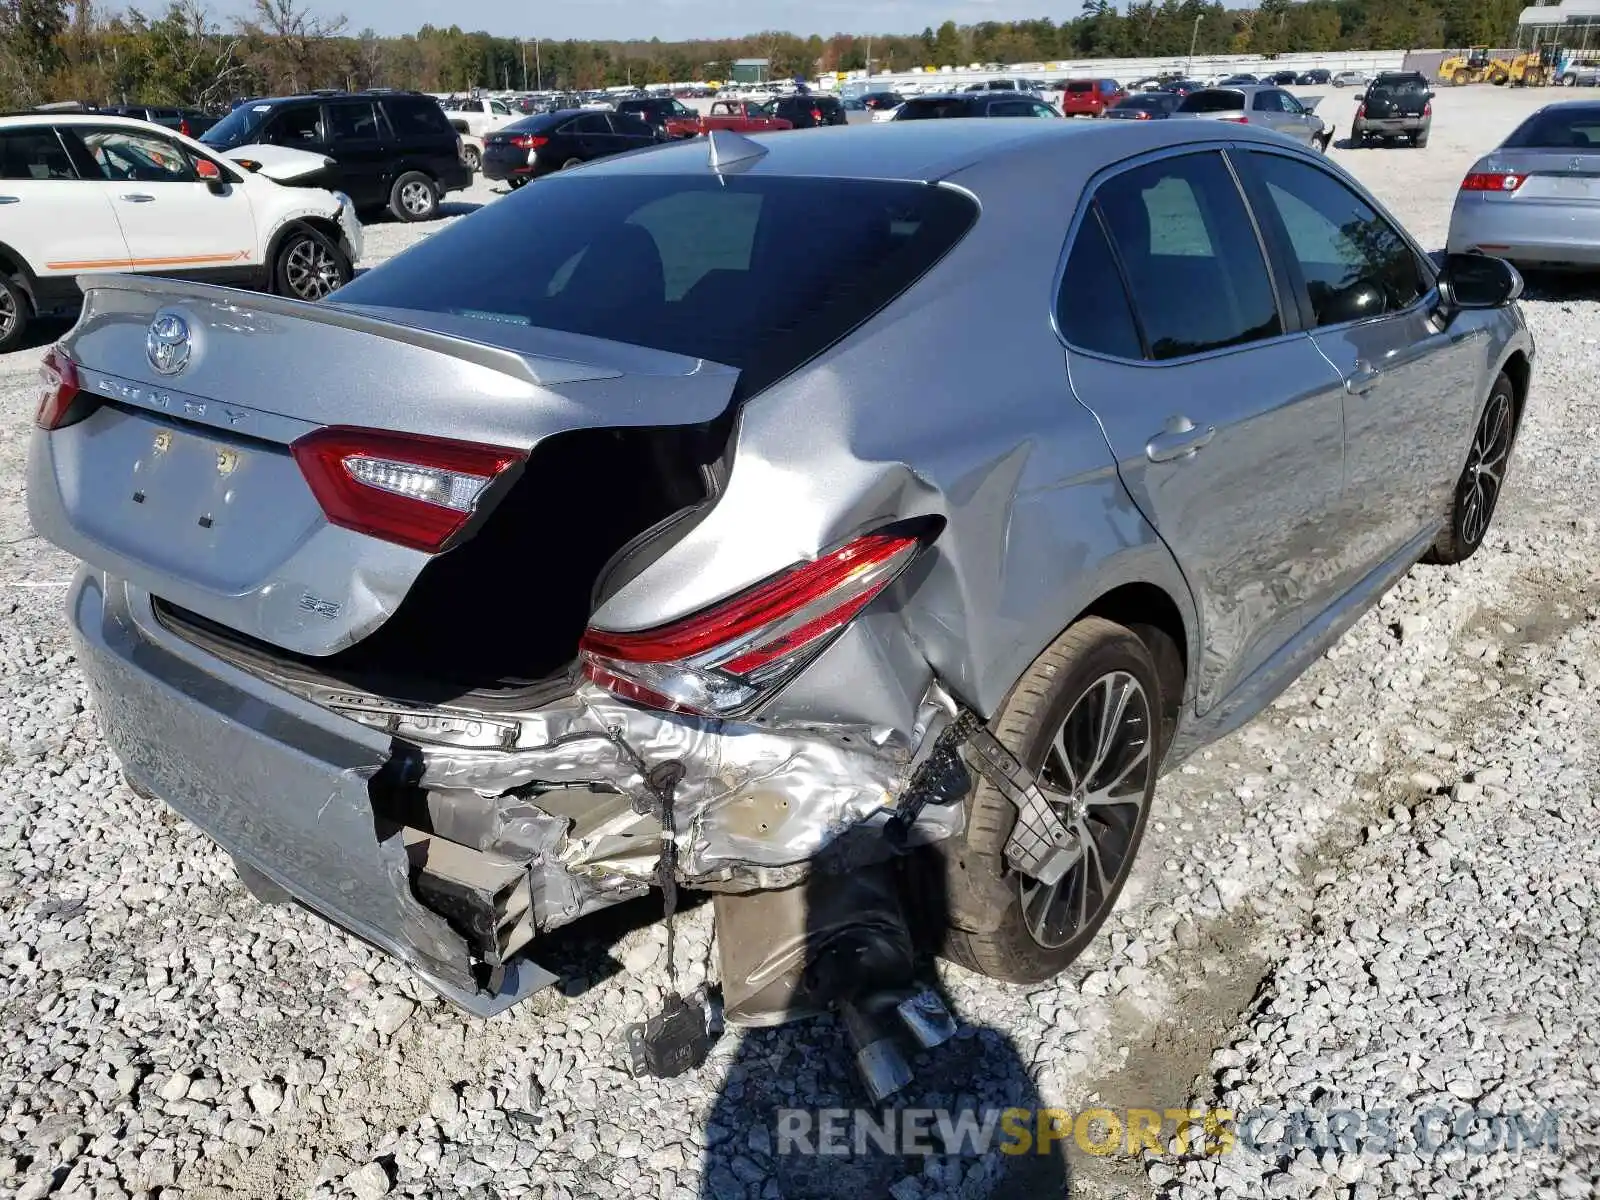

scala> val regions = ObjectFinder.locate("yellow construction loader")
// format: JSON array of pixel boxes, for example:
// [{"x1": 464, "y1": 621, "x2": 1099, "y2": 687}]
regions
[
  {"x1": 1489, "y1": 50, "x2": 1554, "y2": 87},
  {"x1": 1440, "y1": 47, "x2": 1493, "y2": 85}
]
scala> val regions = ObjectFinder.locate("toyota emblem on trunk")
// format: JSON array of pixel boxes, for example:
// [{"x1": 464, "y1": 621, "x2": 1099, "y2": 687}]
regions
[{"x1": 147, "y1": 312, "x2": 192, "y2": 376}]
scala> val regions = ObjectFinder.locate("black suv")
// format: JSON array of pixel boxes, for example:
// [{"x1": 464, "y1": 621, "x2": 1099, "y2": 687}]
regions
[
  {"x1": 893, "y1": 93, "x2": 1061, "y2": 120},
  {"x1": 201, "y1": 90, "x2": 470, "y2": 221},
  {"x1": 762, "y1": 95, "x2": 848, "y2": 129}
]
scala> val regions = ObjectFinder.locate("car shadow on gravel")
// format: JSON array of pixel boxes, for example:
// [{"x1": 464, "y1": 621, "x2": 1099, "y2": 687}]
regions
[{"x1": 698, "y1": 865, "x2": 1072, "y2": 1200}]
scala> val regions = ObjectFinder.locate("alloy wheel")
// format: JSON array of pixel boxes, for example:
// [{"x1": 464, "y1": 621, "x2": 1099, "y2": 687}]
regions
[
  {"x1": 0, "y1": 286, "x2": 15, "y2": 341},
  {"x1": 283, "y1": 237, "x2": 343, "y2": 301},
  {"x1": 1018, "y1": 671, "x2": 1154, "y2": 949},
  {"x1": 400, "y1": 180, "x2": 433, "y2": 215},
  {"x1": 1458, "y1": 391, "x2": 1513, "y2": 548}
]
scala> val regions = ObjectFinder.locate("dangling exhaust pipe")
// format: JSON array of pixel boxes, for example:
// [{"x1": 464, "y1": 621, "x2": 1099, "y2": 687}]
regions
[{"x1": 714, "y1": 863, "x2": 956, "y2": 1101}]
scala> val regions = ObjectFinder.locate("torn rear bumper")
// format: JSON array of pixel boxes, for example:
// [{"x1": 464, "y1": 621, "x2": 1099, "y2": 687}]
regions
[
  {"x1": 71, "y1": 569, "x2": 963, "y2": 1015},
  {"x1": 70, "y1": 570, "x2": 555, "y2": 1014}
]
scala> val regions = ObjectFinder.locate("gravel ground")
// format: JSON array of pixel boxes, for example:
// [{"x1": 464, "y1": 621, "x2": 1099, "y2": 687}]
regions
[{"x1": 2, "y1": 85, "x2": 1598, "y2": 1200}]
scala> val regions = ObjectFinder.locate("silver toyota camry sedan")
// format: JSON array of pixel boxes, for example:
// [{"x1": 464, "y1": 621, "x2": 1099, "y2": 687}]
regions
[
  {"x1": 1448, "y1": 99, "x2": 1600, "y2": 270},
  {"x1": 29, "y1": 120, "x2": 1532, "y2": 1088}
]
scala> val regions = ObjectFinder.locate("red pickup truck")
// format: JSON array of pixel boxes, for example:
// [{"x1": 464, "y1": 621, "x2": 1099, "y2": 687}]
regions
[
  {"x1": 1061, "y1": 78, "x2": 1127, "y2": 117},
  {"x1": 663, "y1": 100, "x2": 794, "y2": 138}
]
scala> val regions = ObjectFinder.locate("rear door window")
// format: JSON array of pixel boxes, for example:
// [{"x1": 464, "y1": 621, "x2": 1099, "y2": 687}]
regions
[
  {"x1": 332, "y1": 176, "x2": 978, "y2": 393},
  {"x1": 988, "y1": 100, "x2": 1037, "y2": 117},
  {"x1": 1095, "y1": 151, "x2": 1282, "y2": 360},
  {"x1": 0, "y1": 128, "x2": 77, "y2": 180},
  {"x1": 326, "y1": 102, "x2": 381, "y2": 142},
  {"x1": 384, "y1": 95, "x2": 453, "y2": 137},
  {"x1": 1056, "y1": 207, "x2": 1143, "y2": 359},
  {"x1": 1243, "y1": 151, "x2": 1424, "y2": 326}
]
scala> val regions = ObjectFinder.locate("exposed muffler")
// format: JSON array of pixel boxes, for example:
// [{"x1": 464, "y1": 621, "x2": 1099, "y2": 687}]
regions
[{"x1": 714, "y1": 864, "x2": 957, "y2": 1102}]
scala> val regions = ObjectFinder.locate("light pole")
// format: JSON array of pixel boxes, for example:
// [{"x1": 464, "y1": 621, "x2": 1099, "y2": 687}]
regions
[
  {"x1": 1187, "y1": 14, "x2": 1203, "y2": 77},
  {"x1": 536, "y1": 38, "x2": 543, "y2": 91},
  {"x1": 521, "y1": 40, "x2": 527, "y2": 91}
]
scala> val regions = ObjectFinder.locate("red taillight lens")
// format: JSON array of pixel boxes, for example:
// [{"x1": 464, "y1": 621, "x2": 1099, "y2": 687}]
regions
[
  {"x1": 36, "y1": 346, "x2": 85, "y2": 431},
  {"x1": 508, "y1": 134, "x2": 549, "y2": 149},
  {"x1": 1355, "y1": 104, "x2": 1365, "y2": 119},
  {"x1": 291, "y1": 427, "x2": 525, "y2": 554},
  {"x1": 580, "y1": 531, "x2": 925, "y2": 717},
  {"x1": 811, "y1": 108, "x2": 823, "y2": 122},
  {"x1": 1220, "y1": 115, "x2": 1248, "y2": 124},
  {"x1": 1423, "y1": 101, "x2": 1432, "y2": 117},
  {"x1": 1462, "y1": 172, "x2": 1526, "y2": 192}
]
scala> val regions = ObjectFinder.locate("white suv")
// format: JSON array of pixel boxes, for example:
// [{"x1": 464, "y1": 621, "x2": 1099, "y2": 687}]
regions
[{"x1": 0, "y1": 114, "x2": 363, "y2": 352}]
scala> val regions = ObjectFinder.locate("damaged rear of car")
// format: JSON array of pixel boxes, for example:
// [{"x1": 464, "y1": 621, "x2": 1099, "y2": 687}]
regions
[{"x1": 29, "y1": 124, "x2": 1225, "y2": 1092}]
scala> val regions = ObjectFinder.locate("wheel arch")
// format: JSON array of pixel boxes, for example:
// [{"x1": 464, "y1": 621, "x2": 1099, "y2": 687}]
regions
[
  {"x1": 1499, "y1": 347, "x2": 1532, "y2": 433},
  {"x1": 0, "y1": 238, "x2": 41, "y2": 309},
  {"x1": 1077, "y1": 582, "x2": 1190, "y2": 753}
]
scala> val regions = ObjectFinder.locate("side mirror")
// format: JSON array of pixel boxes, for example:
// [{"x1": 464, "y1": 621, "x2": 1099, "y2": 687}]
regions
[
  {"x1": 195, "y1": 157, "x2": 227, "y2": 193},
  {"x1": 1439, "y1": 253, "x2": 1524, "y2": 310},
  {"x1": 1320, "y1": 277, "x2": 1387, "y2": 325}
]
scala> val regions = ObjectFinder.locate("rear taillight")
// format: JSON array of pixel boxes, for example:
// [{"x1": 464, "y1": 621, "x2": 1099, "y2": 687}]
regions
[
  {"x1": 811, "y1": 108, "x2": 823, "y2": 122},
  {"x1": 1423, "y1": 101, "x2": 1432, "y2": 117},
  {"x1": 1354, "y1": 104, "x2": 1365, "y2": 119},
  {"x1": 1462, "y1": 172, "x2": 1526, "y2": 192},
  {"x1": 580, "y1": 531, "x2": 926, "y2": 717},
  {"x1": 509, "y1": 134, "x2": 549, "y2": 149},
  {"x1": 1220, "y1": 115, "x2": 1248, "y2": 124},
  {"x1": 291, "y1": 427, "x2": 525, "y2": 554},
  {"x1": 36, "y1": 346, "x2": 86, "y2": 431},
  {"x1": 179, "y1": 119, "x2": 191, "y2": 137}
]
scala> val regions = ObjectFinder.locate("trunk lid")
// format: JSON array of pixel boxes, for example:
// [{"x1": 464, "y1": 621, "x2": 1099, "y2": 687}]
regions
[
  {"x1": 28, "y1": 276, "x2": 738, "y2": 659},
  {"x1": 1492, "y1": 149, "x2": 1600, "y2": 204}
]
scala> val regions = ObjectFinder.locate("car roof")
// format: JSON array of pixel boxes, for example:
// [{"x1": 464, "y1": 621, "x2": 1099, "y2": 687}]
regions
[
  {"x1": 0, "y1": 113, "x2": 201, "y2": 133},
  {"x1": 578, "y1": 117, "x2": 1318, "y2": 186}
]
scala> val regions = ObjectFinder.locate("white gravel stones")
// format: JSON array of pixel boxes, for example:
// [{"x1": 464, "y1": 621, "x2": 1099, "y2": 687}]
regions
[{"x1": 2, "y1": 88, "x2": 1599, "y2": 1200}]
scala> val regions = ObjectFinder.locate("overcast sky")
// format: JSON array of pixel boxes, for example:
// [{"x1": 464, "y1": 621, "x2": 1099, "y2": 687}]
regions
[{"x1": 214, "y1": 0, "x2": 1193, "y2": 41}]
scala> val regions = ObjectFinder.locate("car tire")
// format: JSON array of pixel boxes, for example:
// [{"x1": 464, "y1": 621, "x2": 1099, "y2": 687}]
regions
[
  {"x1": 0, "y1": 274, "x2": 30, "y2": 355},
  {"x1": 1563, "y1": 73, "x2": 1578, "y2": 87},
  {"x1": 560, "y1": 158, "x2": 584, "y2": 171},
  {"x1": 935, "y1": 617, "x2": 1163, "y2": 984},
  {"x1": 462, "y1": 145, "x2": 481, "y2": 171},
  {"x1": 389, "y1": 171, "x2": 440, "y2": 222},
  {"x1": 1414, "y1": 133, "x2": 1429, "y2": 148},
  {"x1": 1424, "y1": 373, "x2": 1516, "y2": 566},
  {"x1": 272, "y1": 225, "x2": 352, "y2": 302},
  {"x1": 507, "y1": 176, "x2": 528, "y2": 190}
]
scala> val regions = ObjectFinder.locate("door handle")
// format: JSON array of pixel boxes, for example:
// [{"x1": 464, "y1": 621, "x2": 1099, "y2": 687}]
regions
[
  {"x1": 0, "y1": 196, "x2": 18, "y2": 204},
  {"x1": 120, "y1": 193, "x2": 156, "y2": 203},
  {"x1": 1344, "y1": 363, "x2": 1382, "y2": 395},
  {"x1": 1146, "y1": 415, "x2": 1217, "y2": 463}
]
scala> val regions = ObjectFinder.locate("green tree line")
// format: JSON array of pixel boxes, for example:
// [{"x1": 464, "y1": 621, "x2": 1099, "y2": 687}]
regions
[{"x1": 0, "y1": 0, "x2": 1530, "y2": 109}]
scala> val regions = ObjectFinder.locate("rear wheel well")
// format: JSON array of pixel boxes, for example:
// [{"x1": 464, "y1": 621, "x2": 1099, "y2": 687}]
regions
[
  {"x1": 1079, "y1": 583, "x2": 1188, "y2": 751},
  {"x1": 0, "y1": 244, "x2": 37, "y2": 308}
]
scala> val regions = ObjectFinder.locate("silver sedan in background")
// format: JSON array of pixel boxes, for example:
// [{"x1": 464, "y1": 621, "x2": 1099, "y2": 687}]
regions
[
  {"x1": 1172, "y1": 85, "x2": 1331, "y2": 149},
  {"x1": 1448, "y1": 101, "x2": 1600, "y2": 271}
]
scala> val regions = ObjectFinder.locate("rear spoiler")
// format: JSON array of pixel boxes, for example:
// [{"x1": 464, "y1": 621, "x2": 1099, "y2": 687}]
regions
[{"x1": 77, "y1": 274, "x2": 555, "y2": 386}]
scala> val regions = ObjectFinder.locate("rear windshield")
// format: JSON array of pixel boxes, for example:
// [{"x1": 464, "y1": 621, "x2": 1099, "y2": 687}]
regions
[
  {"x1": 333, "y1": 175, "x2": 977, "y2": 392},
  {"x1": 1503, "y1": 106, "x2": 1600, "y2": 148},
  {"x1": 1066, "y1": 81, "x2": 1096, "y2": 93},
  {"x1": 1178, "y1": 90, "x2": 1245, "y2": 113},
  {"x1": 897, "y1": 99, "x2": 972, "y2": 120},
  {"x1": 1370, "y1": 76, "x2": 1428, "y2": 95}
]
